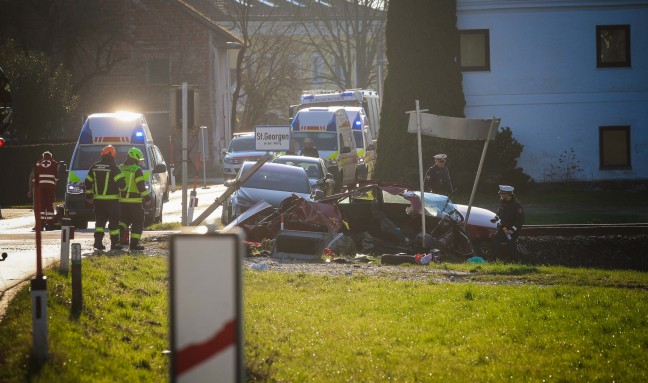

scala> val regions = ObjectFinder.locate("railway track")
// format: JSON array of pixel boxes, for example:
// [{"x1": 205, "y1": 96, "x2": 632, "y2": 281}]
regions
[{"x1": 521, "y1": 223, "x2": 648, "y2": 237}]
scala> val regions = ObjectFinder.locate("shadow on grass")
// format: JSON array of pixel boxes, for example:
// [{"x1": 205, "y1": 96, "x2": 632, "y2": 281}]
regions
[{"x1": 488, "y1": 266, "x2": 541, "y2": 276}]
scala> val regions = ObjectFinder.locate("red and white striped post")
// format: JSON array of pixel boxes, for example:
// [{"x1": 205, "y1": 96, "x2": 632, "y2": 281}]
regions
[
  {"x1": 60, "y1": 218, "x2": 71, "y2": 273},
  {"x1": 32, "y1": 163, "x2": 48, "y2": 362}
]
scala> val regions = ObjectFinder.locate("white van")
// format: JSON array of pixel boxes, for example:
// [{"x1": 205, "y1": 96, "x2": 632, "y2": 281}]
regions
[
  {"x1": 343, "y1": 106, "x2": 376, "y2": 180},
  {"x1": 290, "y1": 107, "x2": 357, "y2": 192},
  {"x1": 64, "y1": 112, "x2": 169, "y2": 228}
]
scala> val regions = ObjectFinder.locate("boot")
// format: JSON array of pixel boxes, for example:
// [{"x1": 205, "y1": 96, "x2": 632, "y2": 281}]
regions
[
  {"x1": 93, "y1": 239, "x2": 106, "y2": 251},
  {"x1": 129, "y1": 238, "x2": 145, "y2": 251},
  {"x1": 110, "y1": 235, "x2": 123, "y2": 251}
]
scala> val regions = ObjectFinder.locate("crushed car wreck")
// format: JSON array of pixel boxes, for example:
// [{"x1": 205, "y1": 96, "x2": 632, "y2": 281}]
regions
[{"x1": 223, "y1": 179, "x2": 497, "y2": 261}]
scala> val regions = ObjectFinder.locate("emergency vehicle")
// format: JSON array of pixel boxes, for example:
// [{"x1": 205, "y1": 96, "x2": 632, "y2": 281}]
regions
[
  {"x1": 64, "y1": 112, "x2": 169, "y2": 229},
  {"x1": 292, "y1": 89, "x2": 381, "y2": 138},
  {"x1": 290, "y1": 107, "x2": 357, "y2": 192},
  {"x1": 342, "y1": 106, "x2": 376, "y2": 180}
]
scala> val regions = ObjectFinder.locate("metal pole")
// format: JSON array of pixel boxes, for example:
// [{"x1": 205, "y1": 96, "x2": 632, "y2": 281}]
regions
[
  {"x1": 200, "y1": 126, "x2": 209, "y2": 189},
  {"x1": 32, "y1": 163, "x2": 48, "y2": 362},
  {"x1": 182, "y1": 82, "x2": 188, "y2": 226},
  {"x1": 465, "y1": 118, "x2": 498, "y2": 227},
  {"x1": 415, "y1": 101, "x2": 426, "y2": 238}
]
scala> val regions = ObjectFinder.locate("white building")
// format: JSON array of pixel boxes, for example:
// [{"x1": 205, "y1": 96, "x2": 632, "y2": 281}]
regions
[{"x1": 457, "y1": 0, "x2": 648, "y2": 181}]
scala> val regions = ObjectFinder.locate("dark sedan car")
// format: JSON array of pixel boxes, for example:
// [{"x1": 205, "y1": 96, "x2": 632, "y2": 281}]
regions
[
  {"x1": 221, "y1": 162, "x2": 321, "y2": 225},
  {"x1": 271, "y1": 155, "x2": 336, "y2": 197}
]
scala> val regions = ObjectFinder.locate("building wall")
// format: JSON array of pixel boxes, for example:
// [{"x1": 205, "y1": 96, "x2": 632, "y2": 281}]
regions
[
  {"x1": 70, "y1": 0, "x2": 233, "y2": 166},
  {"x1": 457, "y1": 0, "x2": 648, "y2": 181}
]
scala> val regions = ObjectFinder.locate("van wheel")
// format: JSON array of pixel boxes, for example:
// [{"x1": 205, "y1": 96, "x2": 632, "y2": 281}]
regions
[
  {"x1": 154, "y1": 202, "x2": 164, "y2": 224},
  {"x1": 71, "y1": 219, "x2": 88, "y2": 230}
]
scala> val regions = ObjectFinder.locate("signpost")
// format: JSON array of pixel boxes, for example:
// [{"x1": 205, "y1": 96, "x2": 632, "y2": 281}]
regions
[
  {"x1": 254, "y1": 125, "x2": 291, "y2": 152},
  {"x1": 169, "y1": 232, "x2": 244, "y2": 382}
]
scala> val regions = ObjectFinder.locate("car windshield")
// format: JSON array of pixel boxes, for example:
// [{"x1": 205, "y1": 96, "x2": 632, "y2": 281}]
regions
[
  {"x1": 273, "y1": 158, "x2": 323, "y2": 178},
  {"x1": 353, "y1": 130, "x2": 364, "y2": 148},
  {"x1": 240, "y1": 165, "x2": 311, "y2": 193},
  {"x1": 416, "y1": 192, "x2": 457, "y2": 217},
  {"x1": 72, "y1": 145, "x2": 148, "y2": 170},
  {"x1": 228, "y1": 136, "x2": 256, "y2": 152},
  {"x1": 291, "y1": 131, "x2": 337, "y2": 151}
]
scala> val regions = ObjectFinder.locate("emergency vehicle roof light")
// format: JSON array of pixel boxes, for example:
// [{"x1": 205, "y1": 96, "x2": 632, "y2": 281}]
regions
[{"x1": 131, "y1": 128, "x2": 145, "y2": 144}]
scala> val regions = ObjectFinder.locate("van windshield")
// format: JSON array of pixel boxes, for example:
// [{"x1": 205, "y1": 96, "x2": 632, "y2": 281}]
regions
[
  {"x1": 291, "y1": 132, "x2": 337, "y2": 151},
  {"x1": 72, "y1": 145, "x2": 149, "y2": 170},
  {"x1": 353, "y1": 131, "x2": 364, "y2": 148}
]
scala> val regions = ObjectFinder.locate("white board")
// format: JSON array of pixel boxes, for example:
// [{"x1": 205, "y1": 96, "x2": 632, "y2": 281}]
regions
[{"x1": 170, "y1": 233, "x2": 243, "y2": 383}]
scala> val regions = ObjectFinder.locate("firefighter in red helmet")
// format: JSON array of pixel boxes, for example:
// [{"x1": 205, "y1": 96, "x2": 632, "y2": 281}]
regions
[
  {"x1": 29, "y1": 151, "x2": 59, "y2": 231},
  {"x1": 84, "y1": 145, "x2": 127, "y2": 251}
]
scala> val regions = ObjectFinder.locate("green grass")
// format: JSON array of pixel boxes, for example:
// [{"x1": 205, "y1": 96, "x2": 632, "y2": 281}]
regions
[{"x1": 1, "y1": 257, "x2": 647, "y2": 382}]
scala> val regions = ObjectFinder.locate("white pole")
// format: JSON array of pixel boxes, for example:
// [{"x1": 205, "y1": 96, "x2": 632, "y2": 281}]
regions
[
  {"x1": 182, "y1": 82, "x2": 188, "y2": 226},
  {"x1": 59, "y1": 218, "x2": 71, "y2": 273},
  {"x1": 200, "y1": 126, "x2": 209, "y2": 189},
  {"x1": 415, "y1": 100, "x2": 426, "y2": 238},
  {"x1": 465, "y1": 118, "x2": 498, "y2": 227}
]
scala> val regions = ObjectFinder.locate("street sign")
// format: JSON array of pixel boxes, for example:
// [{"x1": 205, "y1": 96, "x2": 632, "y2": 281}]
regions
[
  {"x1": 170, "y1": 232, "x2": 244, "y2": 383},
  {"x1": 254, "y1": 125, "x2": 290, "y2": 151}
]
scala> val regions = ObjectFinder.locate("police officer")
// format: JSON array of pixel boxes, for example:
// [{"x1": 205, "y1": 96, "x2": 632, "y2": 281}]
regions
[
  {"x1": 300, "y1": 137, "x2": 320, "y2": 158},
  {"x1": 492, "y1": 185, "x2": 525, "y2": 261},
  {"x1": 85, "y1": 145, "x2": 126, "y2": 251},
  {"x1": 29, "y1": 151, "x2": 59, "y2": 230},
  {"x1": 424, "y1": 153, "x2": 453, "y2": 196},
  {"x1": 118, "y1": 148, "x2": 152, "y2": 251}
]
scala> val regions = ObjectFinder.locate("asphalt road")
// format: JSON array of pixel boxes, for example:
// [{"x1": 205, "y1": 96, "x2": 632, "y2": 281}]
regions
[{"x1": 0, "y1": 181, "x2": 227, "y2": 303}]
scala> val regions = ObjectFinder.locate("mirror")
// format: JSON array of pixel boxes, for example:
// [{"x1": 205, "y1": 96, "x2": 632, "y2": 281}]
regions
[
  {"x1": 224, "y1": 179, "x2": 234, "y2": 188},
  {"x1": 153, "y1": 163, "x2": 167, "y2": 174}
]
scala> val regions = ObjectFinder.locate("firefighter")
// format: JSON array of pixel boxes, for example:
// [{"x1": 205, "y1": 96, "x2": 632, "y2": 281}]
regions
[
  {"x1": 118, "y1": 147, "x2": 152, "y2": 251},
  {"x1": 85, "y1": 145, "x2": 126, "y2": 251},
  {"x1": 424, "y1": 153, "x2": 453, "y2": 196},
  {"x1": 29, "y1": 151, "x2": 59, "y2": 231},
  {"x1": 491, "y1": 185, "x2": 525, "y2": 262}
]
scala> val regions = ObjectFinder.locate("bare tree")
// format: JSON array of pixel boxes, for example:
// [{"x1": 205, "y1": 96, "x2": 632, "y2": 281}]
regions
[
  {"x1": 215, "y1": 0, "x2": 306, "y2": 131},
  {"x1": 298, "y1": 0, "x2": 387, "y2": 90}
]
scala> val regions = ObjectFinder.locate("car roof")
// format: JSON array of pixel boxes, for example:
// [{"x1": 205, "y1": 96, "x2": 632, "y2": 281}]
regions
[
  {"x1": 273, "y1": 155, "x2": 320, "y2": 163},
  {"x1": 241, "y1": 161, "x2": 308, "y2": 175}
]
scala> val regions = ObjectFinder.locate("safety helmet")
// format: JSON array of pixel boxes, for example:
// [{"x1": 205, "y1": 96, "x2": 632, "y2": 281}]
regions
[
  {"x1": 101, "y1": 145, "x2": 116, "y2": 158},
  {"x1": 127, "y1": 147, "x2": 144, "y2": 162}
]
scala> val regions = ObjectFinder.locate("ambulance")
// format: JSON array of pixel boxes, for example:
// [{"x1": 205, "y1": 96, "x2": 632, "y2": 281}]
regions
[
  {"x1": 63, "y1": 112, "x2": 169, "y2": 229},
  {"x1": 342, "y1": 106, "x2": 376, "y2": 180},
  {"x1": 290, "y1": 107, "x2": 357, "y2": 192}
]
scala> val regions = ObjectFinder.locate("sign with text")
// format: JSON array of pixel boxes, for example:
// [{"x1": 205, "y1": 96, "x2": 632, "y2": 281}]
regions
[
  {"x1": 170, "y1": 233, "x2": 244, "y2": 383},
  {"x1": 254, "y1": 125, "x2": 291, "y2": 151}
]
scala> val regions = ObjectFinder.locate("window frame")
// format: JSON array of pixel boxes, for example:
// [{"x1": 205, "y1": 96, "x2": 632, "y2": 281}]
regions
[
  {"x1": 596, "y1": 25, "x2": 631, "y2": 68},
  {"x1": 459, "y1": 29, "x2": 491, "y2": 72},
  {"x1": 599, "y1": 125, "x2": 631, "y2": 169}
]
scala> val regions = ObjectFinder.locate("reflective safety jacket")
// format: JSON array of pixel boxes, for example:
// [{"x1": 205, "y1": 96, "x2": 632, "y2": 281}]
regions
[
  {"x1": 85, "y1": 155, "x2": 126, "y2": 201},
  {"x1": 118, "y1": 162, "x2": 151, "y2": 204},
  {"x1": 34, "y1": 157, "x2": 60, "y2": 190}
]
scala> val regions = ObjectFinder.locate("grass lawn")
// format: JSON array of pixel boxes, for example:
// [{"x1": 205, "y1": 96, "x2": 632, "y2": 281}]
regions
[{"x1": 1, "y1": 255, "x2": 647, "y2": 382}]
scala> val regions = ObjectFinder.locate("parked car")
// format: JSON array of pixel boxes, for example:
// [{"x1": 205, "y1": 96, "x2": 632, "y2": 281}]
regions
[
  {"x1": 221, "y1": 133, "x2": 267, "y2": 180},
  {"x1": 220, "y1": 162, "x2": 323, "y2": 225},
  {"x1": 271, "y1": 155, "x2": 336, "y2": 197}
]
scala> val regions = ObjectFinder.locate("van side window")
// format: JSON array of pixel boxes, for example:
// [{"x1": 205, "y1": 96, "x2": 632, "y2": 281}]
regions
[{"x1": 152, "y1": 146, "x2": 165, "y2": 165}]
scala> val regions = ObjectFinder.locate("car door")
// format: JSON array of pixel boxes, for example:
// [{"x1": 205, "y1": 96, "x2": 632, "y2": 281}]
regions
[{"x1": 152, "y1": 145, "x2": 169, "y2": 202}]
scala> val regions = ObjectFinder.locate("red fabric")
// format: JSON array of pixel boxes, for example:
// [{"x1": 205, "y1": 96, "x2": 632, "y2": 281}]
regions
[{"x1": 33, "y1": 159, "x2": 59, "y2": 225}]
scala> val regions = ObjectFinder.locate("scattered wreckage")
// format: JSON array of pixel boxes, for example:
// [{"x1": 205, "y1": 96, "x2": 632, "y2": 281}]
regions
[{"x1": 214, "y1": 178, "x2": 488, "y2": 262}]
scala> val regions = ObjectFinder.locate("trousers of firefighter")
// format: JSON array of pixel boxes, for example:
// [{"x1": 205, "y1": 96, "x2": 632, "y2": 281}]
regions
[{"x1": 30, "y1": 153, "x2": 66, "y2": 231}]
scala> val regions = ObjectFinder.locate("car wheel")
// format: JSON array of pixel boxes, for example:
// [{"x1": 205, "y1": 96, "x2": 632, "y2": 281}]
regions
[
  {"x1": 220, "y1": 200, "x2": 231, "y2": 225},
  {"x1": 71, "y1": 219, "x2": 88, "y2": 230},
  {"x1": 473, "y1": 240, "x2": 494, "y2": 260}
]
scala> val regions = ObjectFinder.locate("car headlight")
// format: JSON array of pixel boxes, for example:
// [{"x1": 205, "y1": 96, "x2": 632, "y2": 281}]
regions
[
  {"x1": 67, "y1": 182, "x2": 84, "y2": 194},
  {"x1": 224, "y1": 157, "x2": 234, "y2": 164},
  {"x1": 144, "y1": 180, "x2": 151, "y2": 191},
  {"x1": 358, "y1": 156, "x2": 365, "y2": 164}
]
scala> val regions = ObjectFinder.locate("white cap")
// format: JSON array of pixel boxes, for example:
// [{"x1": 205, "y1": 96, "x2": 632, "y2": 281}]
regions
[
  {"x1": 498, "y1": 185, "x2": 514, "y2": 193},
  {"x1": 433, "y1": 154, "x2": 447, "y2": 161}
]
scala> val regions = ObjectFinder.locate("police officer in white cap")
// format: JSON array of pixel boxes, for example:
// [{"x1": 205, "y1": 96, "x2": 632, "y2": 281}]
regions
[
  {"x1": 424, "y1": 153, "x2": 453, "y2": 196},
  {"x1": 492, "y1": 185, "x2": 525, "y2": 261}
]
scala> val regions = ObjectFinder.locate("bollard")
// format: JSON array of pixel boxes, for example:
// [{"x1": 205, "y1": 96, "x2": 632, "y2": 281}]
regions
[
  {"x1": 71, "y1": 243, "x2": 82, "y2": 312},
  {"x1": 170, "y1": 166, "x2": 177, "y2": 193},
  {"x1": 31, "y1": 276, "x2": 48, "y2": 362},
  {"x1": 187, "y1": 190, "x2": 198, "y2": 223},
  {"x1": 60, "y1": 218, "x2": 71, "y2": 273}
]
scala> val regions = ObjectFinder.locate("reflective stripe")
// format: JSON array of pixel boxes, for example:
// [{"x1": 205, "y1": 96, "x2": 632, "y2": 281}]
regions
[
  {"x1": 94, "y1": 194, "x2": 119, "y2": 200},
  {"x1": 109, "y1": 229, "x2": 120, "y2": 236},
  {"x1": 141, "y1": 190, "x2": 150, "y2": 197},
  {"x1": 95, "y1": 227, "x2": 105, "y2": 233},
  {"x1": 135, "y1": 175, "x2": 146, "y2": 183},
  {"x1": 114, "y1": 173, "x2": 125, "y2": 181},
  {"x1": 86, "y1": 175, "x2": 94, "y2": 182},
  {"x1": 131, "y1": 233, "x2": 141, "y2": 239},
  {"x1": 120, "y1": 198, "x2": 143, "y2": 203}
]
